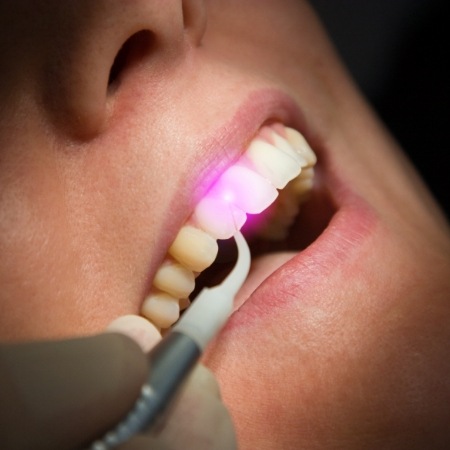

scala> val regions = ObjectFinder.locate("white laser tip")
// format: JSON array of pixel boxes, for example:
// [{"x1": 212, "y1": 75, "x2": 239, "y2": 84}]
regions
[{"x1": 172, "y1": 231, "x2": 251, "y2": 350}]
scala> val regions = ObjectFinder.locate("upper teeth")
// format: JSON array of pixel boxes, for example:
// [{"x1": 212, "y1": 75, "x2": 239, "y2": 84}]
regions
[
  {"x1": 168, "y1": 226, "x2": 218, "y2": 273},
  {"x1": 245, "y1": 135, "x2": 305, "y2": 189},
  {"x1": 140, "y1": 123, "x2": 317, "y2": 332}
]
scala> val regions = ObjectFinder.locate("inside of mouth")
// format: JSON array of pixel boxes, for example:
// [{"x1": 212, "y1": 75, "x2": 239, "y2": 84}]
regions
[
  {"x1": 192, "y1": 178, "x2": 336, "y2": 297},
  {"x1": 141, "y1": 123, "x2": 335, "y2": 334}
]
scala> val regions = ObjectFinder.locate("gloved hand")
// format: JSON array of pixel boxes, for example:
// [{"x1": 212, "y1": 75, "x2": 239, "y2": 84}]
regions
[{"x1": 0, "y1": 316, "x2": 236, "y2": 450}]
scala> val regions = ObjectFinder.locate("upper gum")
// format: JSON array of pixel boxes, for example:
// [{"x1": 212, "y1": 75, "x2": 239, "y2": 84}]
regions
[{"x1": 257, "y1": 123, "x2": 283, "y2": 144}]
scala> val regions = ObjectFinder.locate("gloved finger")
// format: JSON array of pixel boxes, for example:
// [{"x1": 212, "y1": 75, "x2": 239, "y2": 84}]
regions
[
  {"x1": 187, "y1": 363, "x2": 222, "y2": 398},
  {"x1": 118, "y1": 364, "x2": 237, "y2": 450},
  {"x1": 105, "y1": 314, "x2": 162, "y2": 353},
  {"x1": 116, "y1": 435, "x2": 170, "y2": 450},
  {"x1": 0, "y1": 333, "x2": 148, "y2": 450}
]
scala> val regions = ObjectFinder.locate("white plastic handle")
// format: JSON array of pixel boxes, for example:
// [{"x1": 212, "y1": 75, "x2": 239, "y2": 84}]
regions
[{"x1": 172, "y1": 231, "x2": 250, "y2": 350}]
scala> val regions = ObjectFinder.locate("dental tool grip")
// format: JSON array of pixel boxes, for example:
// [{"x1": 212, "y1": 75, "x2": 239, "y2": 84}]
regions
[
  {"x1": 90, "y1": 232, "x2": 250, "y2": 449},
  {"x1": 90, "y1": 332, "x2": 200, "y2": 450}
]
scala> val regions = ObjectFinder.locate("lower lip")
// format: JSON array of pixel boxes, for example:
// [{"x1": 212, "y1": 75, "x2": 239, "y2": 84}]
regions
[{"x1": 224, "y1": 191, "x2": 379, "y2": 328}]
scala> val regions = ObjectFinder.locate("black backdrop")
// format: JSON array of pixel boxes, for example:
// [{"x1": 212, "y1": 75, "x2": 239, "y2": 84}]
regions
[{"x1": 311, "y1": 0, "x2": 449, "y2": 216}]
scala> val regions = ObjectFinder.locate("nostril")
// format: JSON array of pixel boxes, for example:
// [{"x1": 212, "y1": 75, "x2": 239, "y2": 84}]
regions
[{"x1": 108, "y1": 30, "x2": 154, "y2": 90}]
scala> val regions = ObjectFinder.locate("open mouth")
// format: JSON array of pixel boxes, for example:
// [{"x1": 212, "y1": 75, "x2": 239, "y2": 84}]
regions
[{"x1": 139, "y1": 122, "x2": 335, "y2": 334}]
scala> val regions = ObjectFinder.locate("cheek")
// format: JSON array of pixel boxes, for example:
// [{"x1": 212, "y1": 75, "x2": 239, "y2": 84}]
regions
[
  {"x1": 0, "y1": 127, "x2": 199, "y2": 340},
  {"x1": 0, "y1": 133, "x2": 155, "y2": 340},
  {"x1": 0, "y1": 167, "x2": 86, "y2": 339}
]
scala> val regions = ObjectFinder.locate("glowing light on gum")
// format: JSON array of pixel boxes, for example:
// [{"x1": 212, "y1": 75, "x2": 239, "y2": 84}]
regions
[
  {"x1": 210, "y1": 165, "x2": 278, "y2": 214},
  {"x1": 193, "y1": 165, "x2": 278, "y2": 240}
]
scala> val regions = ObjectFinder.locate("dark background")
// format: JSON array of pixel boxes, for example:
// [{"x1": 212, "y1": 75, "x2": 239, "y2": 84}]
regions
[{"x1": 310, "y1": 0, "x2": 449, "y2": 217}]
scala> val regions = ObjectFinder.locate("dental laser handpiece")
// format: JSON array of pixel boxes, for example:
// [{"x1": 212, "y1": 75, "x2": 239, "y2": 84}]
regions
[{"x1": 90, "y1": 231, "x2": 250, "y2": 450}]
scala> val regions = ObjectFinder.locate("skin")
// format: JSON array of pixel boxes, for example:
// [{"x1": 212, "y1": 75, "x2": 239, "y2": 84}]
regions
[{"x1": 1, "y1": 1, "x2": 449, "y2": 449}]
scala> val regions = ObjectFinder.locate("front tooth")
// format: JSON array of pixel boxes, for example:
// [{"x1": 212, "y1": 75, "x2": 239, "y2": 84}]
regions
[
  {"x1": 272, "y1": 134, "x2": 309, "y2": 166},
  {"x1": 243, "y1": 139, "x2": 302, "y2": 189},
  {"x1": 153, "y1": 260, "x2": 196, "y2": 298},
  {"x1": 285, "y1": 127, "x2": 317, "y2": 167},
  {"x1": 193, "y1": 195, "x2": 247, "y2": 240},
  {"x1": 209, "y1": 165, "x2": 278, "y2": 214},
  {"x1": 168, "y1": 225, "x2": 219, "y2": 272},
  {"x1": 141, "y1": 291, "x2": 180, "y2": 329}
]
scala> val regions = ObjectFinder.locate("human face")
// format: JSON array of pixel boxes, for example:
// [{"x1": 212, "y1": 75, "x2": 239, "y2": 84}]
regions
[{"x1": 1, "y1": 0, "x2": 449, "y2": 448}]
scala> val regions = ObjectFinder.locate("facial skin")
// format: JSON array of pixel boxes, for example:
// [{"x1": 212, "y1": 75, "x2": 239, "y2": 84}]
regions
[{"x1": 1, "y1": 1, "x2": 449, "y2": 449}]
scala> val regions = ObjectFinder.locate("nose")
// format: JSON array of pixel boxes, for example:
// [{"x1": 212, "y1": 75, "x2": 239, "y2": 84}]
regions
[{"x1": 37, "y1": 0, "x2": 206, "y2": 139}]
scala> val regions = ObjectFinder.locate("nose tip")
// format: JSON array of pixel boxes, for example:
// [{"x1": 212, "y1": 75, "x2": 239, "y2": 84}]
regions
[{"x1": 41, "y1": 0, "x2": 206, "y2": 140}]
